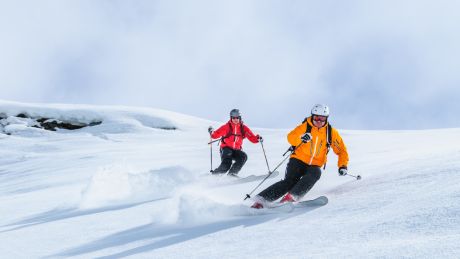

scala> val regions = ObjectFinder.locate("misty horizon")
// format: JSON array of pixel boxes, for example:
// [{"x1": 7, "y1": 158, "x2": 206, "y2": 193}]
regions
[{"x1": 1, "y1": 0, "x2": 459, "y2": 130}]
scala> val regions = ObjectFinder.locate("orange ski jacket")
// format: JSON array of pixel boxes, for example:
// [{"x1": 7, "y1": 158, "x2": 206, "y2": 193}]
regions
[{"x1": 287, "y1": 117, "x2": 349, "y2": 168}]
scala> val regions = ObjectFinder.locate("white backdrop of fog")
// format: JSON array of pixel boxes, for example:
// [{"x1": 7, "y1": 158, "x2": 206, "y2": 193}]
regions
[{"x1": 1, "y1": 0, "x2": 459, "y2": 130}]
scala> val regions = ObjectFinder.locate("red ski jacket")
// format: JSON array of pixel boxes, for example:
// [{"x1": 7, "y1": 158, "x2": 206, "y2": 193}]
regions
[{"x1": 210, "y1": 120, "x2": 259, "y2": 150}]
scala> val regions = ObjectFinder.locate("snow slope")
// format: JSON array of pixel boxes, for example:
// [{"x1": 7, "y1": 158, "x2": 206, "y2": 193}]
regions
[{"x1": 0, "y1": 100, "x2": 459, "y2": 258}]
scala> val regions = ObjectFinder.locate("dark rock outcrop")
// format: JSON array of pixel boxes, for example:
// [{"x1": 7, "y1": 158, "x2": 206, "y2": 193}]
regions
[{"x1": 1, "y1": 113, "x2": 102, "y2": 133}]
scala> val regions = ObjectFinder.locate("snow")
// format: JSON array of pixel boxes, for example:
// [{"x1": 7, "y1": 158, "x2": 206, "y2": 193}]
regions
[{"x1": 0, "y1": 100, "x2": 459, "y2": 258}]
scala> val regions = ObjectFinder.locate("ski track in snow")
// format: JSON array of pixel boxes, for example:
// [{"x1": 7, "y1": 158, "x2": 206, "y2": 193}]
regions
[{"x1": 1, "y1": 101, "x2": 460, "y2": 258}]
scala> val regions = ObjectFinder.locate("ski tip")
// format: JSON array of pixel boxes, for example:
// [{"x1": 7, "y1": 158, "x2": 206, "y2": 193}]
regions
[
  {"x1": 317, "y1": 196, "x2": 329, "y2": 204},
  {"x1": 296, "y1": 196, "x2": 329, "y2": 207}
]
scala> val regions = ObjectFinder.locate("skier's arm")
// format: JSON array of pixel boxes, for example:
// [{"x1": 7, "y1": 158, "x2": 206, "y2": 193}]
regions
[
  {"x1": 287, "y1": 123, "x2": 306, "y2": 147},
  {"x1": 243, "y1": 125, "x2": 259, "y2": 143},
  {"x1": 210, "y1": 124, "x2": 228, "y2": 139},
  {"x1": 331, "y1": 128, "x2": 349, "y2": 168}
]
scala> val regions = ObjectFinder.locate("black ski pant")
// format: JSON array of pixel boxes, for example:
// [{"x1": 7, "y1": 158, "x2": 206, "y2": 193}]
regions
[
  {"x1": 257, "y1": 158, "x2": 321, "y2": 202},
  {"x1": 212, "y1": 147, "x2": 248, "y2": 175}
]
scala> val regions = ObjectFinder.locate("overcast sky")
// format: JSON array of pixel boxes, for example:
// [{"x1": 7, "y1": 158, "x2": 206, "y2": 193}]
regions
[{"x1": 1, "y1": 0, "x2": 460, "y2": 130}]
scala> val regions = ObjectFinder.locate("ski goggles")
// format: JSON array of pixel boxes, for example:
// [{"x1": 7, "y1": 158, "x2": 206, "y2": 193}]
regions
[
  {"x1": 231, "y1": 116, "x2": 241, "y2": 120},
  {"x1": 313, "y1": 115, "x2": 327, "y2": 122}
]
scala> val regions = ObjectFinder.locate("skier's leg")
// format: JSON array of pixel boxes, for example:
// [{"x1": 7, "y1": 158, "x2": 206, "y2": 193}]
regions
[
  {"x1": 289, "y1": 166, "x2": 322, "y2": 199},
  {"x1": 212, "y1": 147, "x2": 233, "y2": 174},
  {"x1": 228, "y1": 150, "x2": 247, "y2": 176},
  {"x1": 255, "y1": 158, "x2": 306, "y2": 202}
]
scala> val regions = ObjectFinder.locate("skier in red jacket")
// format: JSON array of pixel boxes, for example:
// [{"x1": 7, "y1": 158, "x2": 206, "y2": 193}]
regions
[{"x1": 208, "y1": 109, "x2": 262, "y2": 176}]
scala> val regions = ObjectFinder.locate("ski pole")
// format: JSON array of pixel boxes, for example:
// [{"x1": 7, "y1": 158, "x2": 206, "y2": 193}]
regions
[
  {"x1": 209, "y1": 134, "x2": 213, "y2": 173},
  {"x1": 244, "y1": 171, "x2": 275, "y2": 200},
  {"x1": 283, "y1": 146, "x2": 295, "y2": 156},
  {"x1": 259, "y1": 139, "x2": 271, "y2": 172},
  {"x1": 244, "y1": 142, "x2": 304, "y2": 200},
  {"x1": 208, "y1": 138, "x2": 221, "y2": 145},
  {"x1": 347, "y1": 173, "x2": 362, "y2": 180}
]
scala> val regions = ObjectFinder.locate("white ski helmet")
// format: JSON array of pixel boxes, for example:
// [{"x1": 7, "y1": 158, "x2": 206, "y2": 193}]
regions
[
  {"x1": 311, "y1": 104, "x2": 330, "y2": 117},
  {"x1": 230, "y1": 109, "x2": 241, "y2": 118}
]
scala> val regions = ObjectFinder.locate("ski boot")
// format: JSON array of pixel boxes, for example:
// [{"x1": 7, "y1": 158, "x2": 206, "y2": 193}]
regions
[
  {"x1": 251, "y1": 202, "x2": 264, "y2": 209},
  {"x1": 280, "y1": 193, "x2": 295, "y2": 203},
  {"x1": 250, "y1": 195, "x2": 267, "y2": 209}
]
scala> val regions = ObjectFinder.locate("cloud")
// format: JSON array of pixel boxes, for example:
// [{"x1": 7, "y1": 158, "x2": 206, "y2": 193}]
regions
[{"x1": 1, "y1": 0, "x2": 459, "y2": 130}]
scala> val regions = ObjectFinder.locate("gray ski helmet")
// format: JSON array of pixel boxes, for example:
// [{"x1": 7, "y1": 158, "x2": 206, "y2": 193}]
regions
[
  {"x1": 230, "y1": 109, "x2": 241, "y2": 118},
  {"x1": 311, "y1": 104, "x2": 330, "y2": 117}
]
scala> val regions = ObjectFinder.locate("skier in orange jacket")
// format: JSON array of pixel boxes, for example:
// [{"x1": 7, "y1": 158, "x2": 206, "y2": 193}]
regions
[{"x1": 252, "y1": 104, "x2": 349, "y2": 208}]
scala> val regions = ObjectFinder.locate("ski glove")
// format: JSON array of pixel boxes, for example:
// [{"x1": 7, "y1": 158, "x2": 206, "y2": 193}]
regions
[
  {"x1": 300, "y1": 133, "x2": 312, "y2": 143},
  {"x1": 257, "y1": 135, "x2": 263, "y2": 143},
  {"x1": 338, "y1": 166, "x2": 348, "y2": 176},
  {"x1": 208, "y1": 126, "x2": 213, "y2": 134}
]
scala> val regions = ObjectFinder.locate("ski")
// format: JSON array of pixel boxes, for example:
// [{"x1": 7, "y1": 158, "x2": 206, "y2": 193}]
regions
[
  {"x1": 294, "y1": 196, "x2": 328, "y2": 208},
  {"x1": 251, "y1": 202, "x2": 295, "y2": 214},
  {"x1": 249, "y1": 196, "x2": 328, "y2": 214},
  {"x1": 230, "y1": 170, "x2": 280, "y2": 184},
  {"x1": 201, "y1": 171, "x2": 280, "y2": 187}
]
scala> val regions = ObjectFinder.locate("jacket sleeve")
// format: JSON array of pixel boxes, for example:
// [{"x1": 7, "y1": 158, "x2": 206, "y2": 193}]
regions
[
  {"x1": 243, "y1": 125, "x2": 259, "y2": 143},
  {"x1": 210, "y1": 124, "x2": 228, "y2": 139},
  {"x1": 331, "y1": 128, "x2": 349, "y2": 168},
  {"x1": 287, "y1": 123, "x2": 306, "y2": 147}
]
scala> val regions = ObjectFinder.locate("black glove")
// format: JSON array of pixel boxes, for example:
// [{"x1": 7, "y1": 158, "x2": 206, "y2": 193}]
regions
[
  {"x1": 338, "y1": 166, "x2": 348, "y2": 176},
  {"x1": 208, "y1": 126, "x2": 213, "y2": 134},
  {"x1": 257, "y1": 135, "x2": 263, "y2": 143},
  {"x1": 300, "y1": 133, "x2": 312, "y2": 143}
]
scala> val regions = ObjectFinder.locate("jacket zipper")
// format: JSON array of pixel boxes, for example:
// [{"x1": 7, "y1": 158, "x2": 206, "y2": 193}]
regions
[
  {"x1": 233, "y1": 125, "x2": 238, "y2": 149},
  {"x1": 309, "y1": 136, "x2": 319, "y2": 165},
  {"x1": 317, "y1": 141, "x2": 323, "y2": 156}
]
